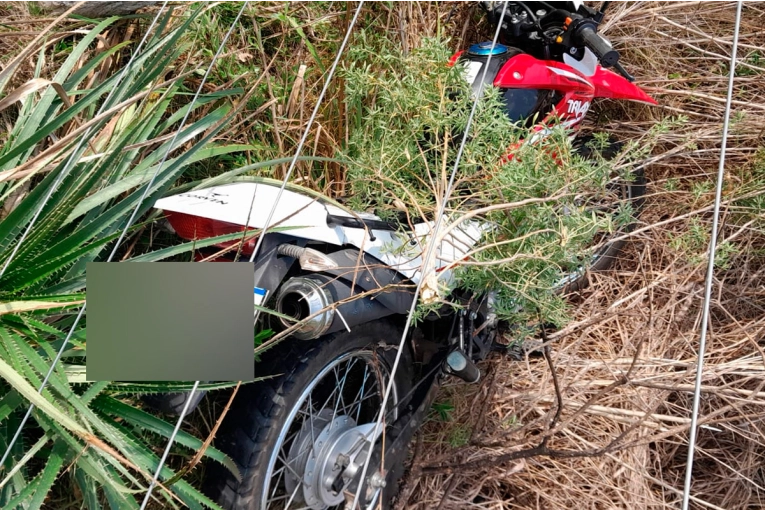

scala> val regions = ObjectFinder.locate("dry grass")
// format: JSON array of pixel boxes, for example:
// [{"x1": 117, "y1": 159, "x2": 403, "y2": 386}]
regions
[
  {"x1": 167, "y1": 2, "x2": 765, "y2": 508},
  {"x1": 3, "y1": 1, "x2": 764, "y2": 508},
  {"x1": 394, "y1": 2, "x2": 765, "y2": 509}
]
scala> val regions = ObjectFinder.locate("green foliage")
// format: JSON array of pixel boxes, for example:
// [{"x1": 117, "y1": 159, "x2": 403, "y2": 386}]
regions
[
  {"x1": 431, "y1": 400, "x2": 455, "y2": 422},
  {"x1": 0, "y1": 8, "x2": 247, "y2": 508},
  {"x1": 447, "y1": 424, "x2": 471, "y2": 447},
  {"x1": 340, "y1": 37, "x2": 629, "y2": 326}
]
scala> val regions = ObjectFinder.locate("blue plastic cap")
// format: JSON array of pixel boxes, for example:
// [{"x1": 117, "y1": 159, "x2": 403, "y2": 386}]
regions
[{"x1": 468, "y1": 41, "x2": 509, "y2": 56}]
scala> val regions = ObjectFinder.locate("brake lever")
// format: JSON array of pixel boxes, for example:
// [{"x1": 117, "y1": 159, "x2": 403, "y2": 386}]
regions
[{"x1": 613, "y1": 61, "x2": 635, "y2": 82}]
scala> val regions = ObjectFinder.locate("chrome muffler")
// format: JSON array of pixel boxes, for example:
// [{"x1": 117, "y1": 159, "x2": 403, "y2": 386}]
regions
[
  {"x1": 275, "y1": 277, "x2": 335, "y2": 340},
  {"x1": 274, "y1": 275, "x2": 395, "y2": 340}
]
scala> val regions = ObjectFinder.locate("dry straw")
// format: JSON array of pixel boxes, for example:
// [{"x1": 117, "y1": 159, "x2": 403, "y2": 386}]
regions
[
  {"x1": 392, "y1": 2, "x2": 765, "y2": 509},
  {"x1": 4, "y1": 1, "x2": 763, "y2": 507}
]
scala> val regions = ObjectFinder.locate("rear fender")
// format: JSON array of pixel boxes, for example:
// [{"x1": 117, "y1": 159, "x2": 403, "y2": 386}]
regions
[{"x1": 590, "y1": 66, "x2": 657, "y2": 104}]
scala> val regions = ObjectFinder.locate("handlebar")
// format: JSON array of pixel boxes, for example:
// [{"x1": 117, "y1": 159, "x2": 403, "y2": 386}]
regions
[
  {"x1": 478, "y1": 1, "x2": 636, "y2": 82},
  {"x1": 575, "y1": 24, "x2": 619, "y2": 68}
]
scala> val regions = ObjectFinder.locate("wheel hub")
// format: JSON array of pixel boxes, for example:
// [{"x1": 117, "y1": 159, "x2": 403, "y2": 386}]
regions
[{"x1": 285, "y1": 410, "x2": 377, "y2": 509}]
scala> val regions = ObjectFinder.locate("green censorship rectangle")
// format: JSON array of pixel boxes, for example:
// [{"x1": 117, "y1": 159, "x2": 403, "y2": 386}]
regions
[{"x1": 87, "y1": 262, "x2": 253, "y2": 381}]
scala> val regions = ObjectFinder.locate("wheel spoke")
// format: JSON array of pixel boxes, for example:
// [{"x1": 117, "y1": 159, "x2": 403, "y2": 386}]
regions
[
  {"x1": 315, "y1": 365, "x2": 346, "y2": 418},
  {"x1": 263, "y1": 351, "x2": 398, "y2": 510},
  {"x1": 307, "y1": 393, "x2": 316, "y2": 454},
  {"x1": 354, "y1": 364, "x2": 371, "y2": 423},
  {"x1": 269, "y1": 464, "x2": 286, "y2": 501},
  {"x1": 332, "y1": 357, "x2": 358, "y2": 422},
  {"x1": 283, "y1": 477, "x2": 303, "y2": 509},
  {"x1": 277, "y1": 452, "x2": 305, "y2": 482},
  {"x1": 341, "y1": 389, "x2": 380, "y2": 419}
]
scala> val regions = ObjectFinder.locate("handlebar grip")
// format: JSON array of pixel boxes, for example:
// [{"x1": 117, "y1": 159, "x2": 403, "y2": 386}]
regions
[{"x1": 577, "y1": 25, "x2": 620, "y2": 68}]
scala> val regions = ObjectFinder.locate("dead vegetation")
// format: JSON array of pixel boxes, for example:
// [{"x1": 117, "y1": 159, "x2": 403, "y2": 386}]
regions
[
  {"x1": 2, "y1": 1, "x2": 764, "y2": 508},
  {"x1": 393, "y1": 2, "x2": 765, "y2": 509}
]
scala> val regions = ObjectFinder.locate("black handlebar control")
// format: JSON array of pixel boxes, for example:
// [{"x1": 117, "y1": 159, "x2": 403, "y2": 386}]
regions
[
  {"x1": 479, "y1": 1, "x2": 636, "y2": 82},
  {"x1": 576, "y1": 24, "x2": 619, "y2": 67}
]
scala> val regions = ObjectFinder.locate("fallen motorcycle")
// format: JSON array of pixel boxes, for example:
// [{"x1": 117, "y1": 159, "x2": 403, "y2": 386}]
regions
[{"x1": 150, "y1": 2, "x2": 656, "y2": 508}]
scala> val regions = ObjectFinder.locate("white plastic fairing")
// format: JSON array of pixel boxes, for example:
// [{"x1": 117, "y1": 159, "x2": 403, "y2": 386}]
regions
[
  {"x1": 154, "y1": 182, "x2": 486, "y2": 286},
  {"x1": 563, "y1": 47, "x2": 598, "y2": 77}
]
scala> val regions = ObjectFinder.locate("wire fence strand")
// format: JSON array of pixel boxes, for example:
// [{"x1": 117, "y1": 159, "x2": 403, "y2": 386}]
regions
[
  {"x1": 681, "y1": 2, "x2": 743, "y2": 509},
  {"x1": 0, "y1": 2, "x2": 170, "y2": 469},
  {"x1": 349, "y1": 2, "x2": 511, "y2": 508}
]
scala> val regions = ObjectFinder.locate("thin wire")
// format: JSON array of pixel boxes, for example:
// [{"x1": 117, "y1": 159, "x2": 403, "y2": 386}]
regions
[
  {"x1": 0, "y1": 3, "x2": 170, "y2": 469},
  {"x1": 142, "y1": 4, "x2": 362, "y2": 505},
  {"x1": 8, "y1": 0, "x2": 247, "y2": 499},
  {"x1": 681, "y1": 2, "x2": 742, "y2": 509},
  {"x1": 0, "y1": 1, "x2": 169, "y2": 282},
  {"x1": 138, "y1": 381, "x2": 199, "y2": 509},
  {"x1": 247, "y1": 1, "x2": 365, "y2": 263},
  {"x1": 351, "y1": 3, "x2": 510, "y2": 508}
]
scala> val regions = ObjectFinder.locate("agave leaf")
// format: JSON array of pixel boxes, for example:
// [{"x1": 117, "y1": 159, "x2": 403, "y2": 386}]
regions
[
  {"x1": 33, "y1": 411, "x2": 139, "y2": 506},
  {"x1": 154, "y1": 88, "x2": 244, "y2": 134},
  {"x1": 0, "y1": 434, "x2": 49, "y2": 491},
  {"x1": 94, "y1": 395, "x2": 241, "y2": 481},
  {"x1": 67, "y1": 94, "x2": 179, "y2": 237},
  {"x1": 0, "y1": 355, "x2": 86, "y2": 435},
  {"x1": 0, "y1": 82, "x2": 112, "y2": 177},
  {"x1": 0, "y1": 299, "x2": 85, "y2": 316},
  {"x1": 27, "y1": 441, "x2": 68, "y2": 509},
  {"x1": 0, "y1": 314, "x2": 86, "y2": 351},
  {"x1": 2, "y1": 467, "x2": 44, "y2": 509},
  {"x1": 105, "y1": 381, "x2": 242, "y2": 394},
  {"x1": 0, "y1": 230, "x2": 122, "y2": 293},
  {"x1": 0, "y1": 327, "x2": 62, "y2": 405},
  {"x1": 121, "y1": 102, "x2": 232, "y2": 177},
  {"x1": 0, "y1": 390, "x2": 23, "y2": 423},
  {"x1": 4, "y1": 327, "x2": 216, "y2": 506},
  {"x1": 74, "y1": 467, "x2": 103, "y2": 510},
  {"x1": 0, "y1": 161, "x2": 71, "y2": 257},
  {"x1": 2, "y1": 17, "x2": 121, "y2": 172},
  {"x1": 6, "y1": 102, "x2": 235, "y2": 270},
  {"x1": 0, "y1": 5, "x2": 251, "y2": 506},
  {"x1": 105, "y1": 418, "x2": 224, "y2": 510},
  {"x1": 81, "y1": 381, "x2": 111, "y2": 405},
  {"x1": 64, "y1": 40, "x2": 133, "y2": 91},
  {"x1": 65, "y1": 144, "x2": 256, "y2": 224}
]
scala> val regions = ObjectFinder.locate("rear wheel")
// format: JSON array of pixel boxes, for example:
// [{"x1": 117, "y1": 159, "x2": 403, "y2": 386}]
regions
[
  {"x1": 558, "y1": 134, "x2": 647, "y2": 293},
  {"x1": 209, "y1": 320, "x2": 413, "y2": 510}
]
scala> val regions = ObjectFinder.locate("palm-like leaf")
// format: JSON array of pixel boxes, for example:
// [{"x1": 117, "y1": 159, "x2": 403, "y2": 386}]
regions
[{"x1": 0, "y1": 7, "x2": 245, "y2": 508}]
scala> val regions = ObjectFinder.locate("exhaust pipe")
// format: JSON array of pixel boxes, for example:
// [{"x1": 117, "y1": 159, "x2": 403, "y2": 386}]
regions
[
  {"x1": 274, "y1": 276, "x2": 394, "y2": 340},
  {"x1": 275, "y1": 278, "x2": 335, "y2": 340}
]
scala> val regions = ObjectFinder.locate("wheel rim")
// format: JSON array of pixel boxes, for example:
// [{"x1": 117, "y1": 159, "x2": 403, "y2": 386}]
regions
[{"x1": 261, "y1": 349, "x2": 398, "y2": 509}]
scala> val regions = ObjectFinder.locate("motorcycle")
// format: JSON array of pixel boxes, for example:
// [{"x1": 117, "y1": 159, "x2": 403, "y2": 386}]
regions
[{"x1": 148, "y1": 2, "x2": 656, "y2": 508}]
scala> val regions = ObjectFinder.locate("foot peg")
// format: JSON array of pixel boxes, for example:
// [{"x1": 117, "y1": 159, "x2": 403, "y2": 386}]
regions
[{"x1": 444, "y1": 350, "x2": 480, "y2": 383}]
